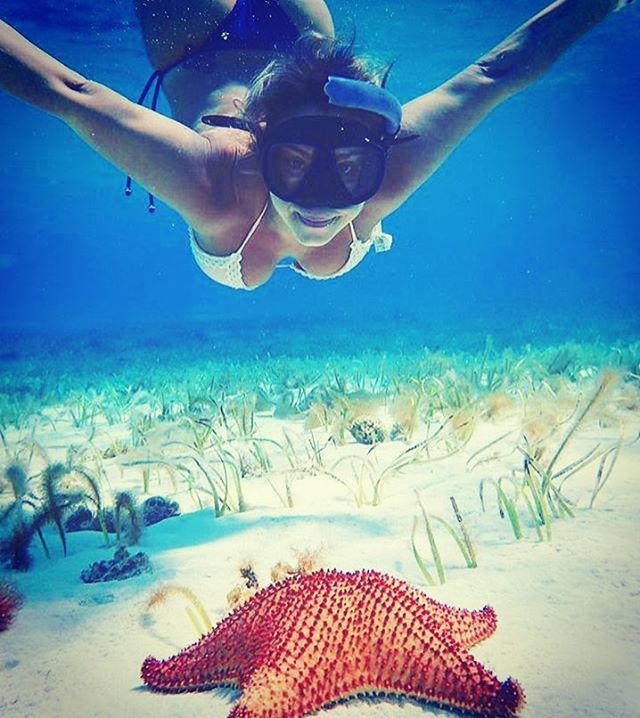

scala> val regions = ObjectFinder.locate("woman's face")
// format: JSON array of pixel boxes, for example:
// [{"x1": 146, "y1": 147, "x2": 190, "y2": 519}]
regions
[
  {"x1": 265, "y1": 104, "x2": 377, "y2": 247},
  {"x1": 270, "y1": 193, "x2": 365, "y2": 248}
]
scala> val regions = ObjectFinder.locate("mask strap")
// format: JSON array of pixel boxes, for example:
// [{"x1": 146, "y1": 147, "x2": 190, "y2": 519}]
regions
[
  {"x1": 200, "y1": 115, "x2": 257, "y2": 133},
  {"x1": 382, "y1": 132, "x2": 420, "y2": 149}
]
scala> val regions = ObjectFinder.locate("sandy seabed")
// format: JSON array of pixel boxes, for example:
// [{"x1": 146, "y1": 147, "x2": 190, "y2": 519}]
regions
[{"x1": 1, "y1": 343, "x2": 639, "y2": 718}]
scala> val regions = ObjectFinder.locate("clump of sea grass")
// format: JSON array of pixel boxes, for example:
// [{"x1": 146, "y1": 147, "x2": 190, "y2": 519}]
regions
[
  {"x1": 481, "y1": 372, "x2": 620, "y2": 542},
  {"x1": 114, "y1": 491, "x2": 142, "y2": 546},
  {"x1": 481, "y1": 391, "x2": 514, "y2": 420},
  {"x1": 388, "y1": 388, "x2": 423, "y2": 440},
  {"x1": 0, "y1": 463, "x2": 47, "y2": 570},
  {"x1": 1, "y1": 462, "x2": 86, "y2": 569},
  {"x1": 544, "y1": 371, "x2": 618, "y2": 476},
  {"x1": 39, "y1": 463, "x2": 69, "y2": 555},
  {"x1": 411, "y1": 492, "x2": 477, "y2": 586},
  {"x1": 465, "y1": 428, "x2": 516, "y2": 472},
  {"x1": 589, "y1": 436, "x2": 622, "y2": 508},
  {"x1": 146, "y1": 585, "x2": 213, "y2": 637},
  {"x1": 547, "y1": 345, "x2": 579, "y2": 376},
  {"x1": 449, "y1": 496, "x2": 477, "y2": 568},
  {"x1": 270, "y1": 548, "x2": 323, "y2": 583},
  {"x1": 69, "y1": 466, "x2": 110, "y2": 545}
]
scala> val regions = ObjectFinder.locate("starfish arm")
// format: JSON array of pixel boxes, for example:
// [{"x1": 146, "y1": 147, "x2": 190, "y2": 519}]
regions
[
  {"x1": 142, "y1": 579, "x2": 296, "y2": 692},
  {"x1": 341, "y1": 623, "x2": 525, "y2": 718},
  {"x1": 141, "y1": 616, "x2": 254, "y2": 691},
  {"x1": 395, "y1": 645, "x2": 525, "y2": 717},
  {"x1": 227, "y1": 663, "x2": 306, "y2": 718},
  {"x1": 141, "y1": 649, "x2": 240, "y2": 692},
  {"x1": 226, "y1": 644, "x2": 524, "y2": 718},
  {"x1": 410, "y1": 592, "x2": 498, "y2": 647},
  {"x1": 364, "y1": 582, "x2": 523, "y2": 716},
  {"x1": 349, "y1": 572, "x2": 497, "y2": 648}
]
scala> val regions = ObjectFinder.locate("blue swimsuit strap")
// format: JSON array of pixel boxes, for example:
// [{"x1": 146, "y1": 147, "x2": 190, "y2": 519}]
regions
[{"x1": 126, "y1": 0, "x2": 300, "y2": 212}]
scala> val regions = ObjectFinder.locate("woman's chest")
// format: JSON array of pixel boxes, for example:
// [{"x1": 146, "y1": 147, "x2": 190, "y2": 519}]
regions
[
  {"x1": 195, "y1": 210, "x2": 360, "y2": 287},
  {"x1": 241, "y1": 222, "x2": 357, "y2": 286}
]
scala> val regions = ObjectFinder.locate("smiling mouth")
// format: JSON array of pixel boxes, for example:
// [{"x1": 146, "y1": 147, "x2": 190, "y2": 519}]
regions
[{"x1": 296, "y1": 212, "x2": 337, "y2": 228}]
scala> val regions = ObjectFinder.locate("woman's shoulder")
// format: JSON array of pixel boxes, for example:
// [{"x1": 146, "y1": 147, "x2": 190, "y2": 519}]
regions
[{"x1": 188, "y1": 127, "x2": 264, "y2": 235}]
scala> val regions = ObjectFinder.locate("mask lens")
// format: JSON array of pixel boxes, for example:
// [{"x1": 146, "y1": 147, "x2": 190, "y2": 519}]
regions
[
  {"x1": 265, "y1": 143, "x2": 316, "y2": 196},
  {"x1": 262, "y1": 117, "x2": 388, "y2": 207},
  {"x1": 333, "y1": 146, "x2": 382, "y2": 198}
]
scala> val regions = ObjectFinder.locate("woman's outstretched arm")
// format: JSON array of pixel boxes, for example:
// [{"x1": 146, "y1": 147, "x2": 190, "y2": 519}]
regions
[
  {"x1": 377, "y1": 0, "x2": 629, "y2": 213},
  {"x1": 0, "y1": 20, "x2": 219, "y2": 227}
]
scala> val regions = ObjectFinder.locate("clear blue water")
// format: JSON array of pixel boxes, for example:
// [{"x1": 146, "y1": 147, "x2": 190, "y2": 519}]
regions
[
  {"x1": 1, "y1": 9, "x2": 638, "y2": 714},
  {"x1": 0, "y1": 0, "x2": 638, "y2": 352}
]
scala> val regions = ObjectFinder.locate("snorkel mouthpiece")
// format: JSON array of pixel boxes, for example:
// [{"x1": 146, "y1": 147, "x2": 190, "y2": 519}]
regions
[{"x1": 324, "y1": 76, "x2": 402, "y2": 136}]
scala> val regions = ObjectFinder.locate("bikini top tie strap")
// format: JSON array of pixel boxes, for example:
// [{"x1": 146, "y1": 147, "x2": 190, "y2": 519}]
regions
[{"x1": 124, "y1": 58, "x2": 183, "y2": 212}]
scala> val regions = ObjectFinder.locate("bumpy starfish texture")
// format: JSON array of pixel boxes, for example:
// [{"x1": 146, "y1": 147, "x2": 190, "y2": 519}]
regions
[{"x1": 142, "y1": 569, "x2": 525, "y2": 717}]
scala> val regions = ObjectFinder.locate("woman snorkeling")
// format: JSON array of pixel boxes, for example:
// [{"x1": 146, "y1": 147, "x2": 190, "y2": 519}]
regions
[{"x1": 0, "y1": 0, "x2": 635, "y2": 290}]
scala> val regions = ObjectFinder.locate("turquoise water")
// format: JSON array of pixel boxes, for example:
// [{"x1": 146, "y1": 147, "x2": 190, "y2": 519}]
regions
[
  {"x1": 0, "y1": 0, "x2": 638, "y2": 345},
  {"x1": 0, "y1": 0, "x2": 638, "y2": 488},
  {"x1": 1, "y1": 6, "x2": 640, "y2": 716}
]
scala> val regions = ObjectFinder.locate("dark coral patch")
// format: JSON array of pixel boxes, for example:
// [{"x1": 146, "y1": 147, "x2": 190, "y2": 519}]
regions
[{"x1": 0, "y1": 580, "x2": 24, "y2": 632}]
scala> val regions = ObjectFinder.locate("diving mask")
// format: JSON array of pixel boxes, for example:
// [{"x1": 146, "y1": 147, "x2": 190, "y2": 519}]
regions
[
  {"x1": 260, "y1": 77, "x2": 416, "y2": 209},
  {"x1": 261, "y1": 115, "x2": 389, "y2": 209}
]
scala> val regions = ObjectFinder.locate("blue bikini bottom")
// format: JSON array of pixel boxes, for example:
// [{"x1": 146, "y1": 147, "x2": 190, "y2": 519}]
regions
[
  {"x1": 128, "y1": 0, "x2": 301, "y2": 209},
  {"x1": 186, "y1": 0, "x2": 300, "y2": 63},
  {"x1": 137, "y1": 0, "x2": 300, "y2": 109}
]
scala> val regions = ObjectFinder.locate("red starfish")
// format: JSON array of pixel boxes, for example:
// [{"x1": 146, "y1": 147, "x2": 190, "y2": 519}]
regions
[{"x1": 142, "y1": 569, "x2": 524, "y2": 717}]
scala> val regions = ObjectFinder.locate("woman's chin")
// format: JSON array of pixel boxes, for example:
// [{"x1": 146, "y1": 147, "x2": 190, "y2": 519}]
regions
[
  {"x1": 290, "y1": 213, "x2": 344, "y2": 246},
  {"x1": 293, "y1": 228, "x2": 338, "y2": 247},
  {"x1": 269, "y1": 194, "x2": 355, "y2": 247}
]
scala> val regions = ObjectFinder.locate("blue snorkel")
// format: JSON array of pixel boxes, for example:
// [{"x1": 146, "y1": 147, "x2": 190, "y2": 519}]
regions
[{"x1": 323, "y1": 76, "x2": 403, "y2": 136}]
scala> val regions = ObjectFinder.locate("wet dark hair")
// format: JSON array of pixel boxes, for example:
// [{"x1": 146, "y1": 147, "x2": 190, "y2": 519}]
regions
[{"x1": 243, "y1": 33, "x2": 393, "y2": 133}]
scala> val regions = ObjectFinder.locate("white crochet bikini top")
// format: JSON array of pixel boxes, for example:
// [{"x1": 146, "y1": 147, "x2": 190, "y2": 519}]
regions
[{"x1": 189, "y1": 201, "x2": 392, "y2": 290}]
